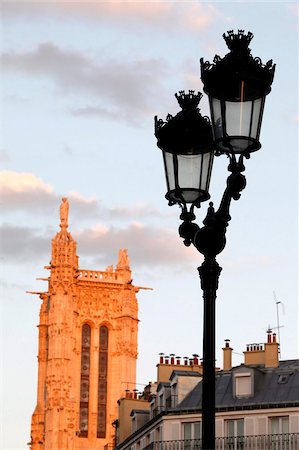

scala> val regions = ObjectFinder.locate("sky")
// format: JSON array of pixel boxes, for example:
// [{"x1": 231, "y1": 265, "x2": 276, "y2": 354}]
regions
[{"x1": 0, "y1": 1, "x2": 298, "y2": 449}]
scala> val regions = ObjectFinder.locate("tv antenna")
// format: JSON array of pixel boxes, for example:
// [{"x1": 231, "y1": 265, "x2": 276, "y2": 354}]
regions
[{"x1": 273, "y1": 291, "x2": 285, "y2": 358}]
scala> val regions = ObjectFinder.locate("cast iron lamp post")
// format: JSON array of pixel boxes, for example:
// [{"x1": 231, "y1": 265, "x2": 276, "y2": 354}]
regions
[{"x1": 154, "y1": 30, "x2": 275, "y2": 450}]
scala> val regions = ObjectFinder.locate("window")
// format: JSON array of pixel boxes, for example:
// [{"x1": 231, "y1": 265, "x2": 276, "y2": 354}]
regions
[
  {"x1": 155, "y1": 427, "x2": 162, "y2": 450},
  {"x1": 183, "y1": 422, "x2": 201, "y2": 450},
  {"x1": 97, "y1": 325, "x2": 109, "y2": 438},
  {"x1": 79, "y1": 324, "x2": 91, "y2": 437},
  {"x1": 158, "y1": 393, "x2": 163, "y2": 411},
  {"x1": 235, "y1": 373, "x2": 252, "y2": 397},
  {"x1": 171, "y1": 383, "x2": 178, "y2": 408},
  {"x1": 278, "y1": 374, "x2": 290, "y2": 384},
  {"x1": 270, "y1": 417, "x2": 289, "y2": 449},
  {"x1": 226, "y1": 419, "x2": 244, "y2": 450}
]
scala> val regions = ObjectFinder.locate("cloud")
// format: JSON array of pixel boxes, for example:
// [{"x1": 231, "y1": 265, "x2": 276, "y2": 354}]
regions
[
  {"x1": 0, "y1": 220, "x2": 198, "y2": 271},
  {"x1": 0, "y1": 149, "x2": 10, "y2": 163},
  {"x1": 109, "y1": 204, "x2": 162, "y2": 219},
  {"x1": 75, "y1": 222, "x2": 199, "y2": 269},
  {"x1": 1, "y1": 43, "x2": 169, "y2": 126},
  {"x1": 0, "y1": 223, "x2": 50, "y2": 263},
  {"x1": 0, "y1": 170, "x2": 169, "y2": 222},
  {"x1": 0, "y1": 170, "x2": 53, "y2": 194},
  {"x1": 0, "y1": 171, "x2": 98, "y2": 218},
  {"x1": 2, "y1": 1, "x2": 218, "y2": 33},
  {"x1": 0, "y1": 171, "x2": 195, "y2": 270}
]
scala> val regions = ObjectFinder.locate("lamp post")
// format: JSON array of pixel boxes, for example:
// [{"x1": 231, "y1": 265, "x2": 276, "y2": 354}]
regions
[{"x1": 154, "y1": 30, "x2": 275, "y2": 450}]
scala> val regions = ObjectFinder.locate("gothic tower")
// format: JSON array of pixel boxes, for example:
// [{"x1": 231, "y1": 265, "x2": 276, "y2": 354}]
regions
[{"x1": 29, "y1": 198, "x2": 142, "y2": 450}]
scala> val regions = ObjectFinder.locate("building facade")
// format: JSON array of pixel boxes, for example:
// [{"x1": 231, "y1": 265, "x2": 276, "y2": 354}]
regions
[
  {"x1": 115, "y1": 333, "x2": 299, "y2": 450},
  {"x1": 29, "y1": 198, "x2": 143, "y2": 450}
]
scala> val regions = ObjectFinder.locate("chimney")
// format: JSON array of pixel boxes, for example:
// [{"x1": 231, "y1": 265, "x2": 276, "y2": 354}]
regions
[
  {"x1": 265, "y1": 332, "x2": 279, "y2": 368},
  {"x1": 193, "y1": 354, "x2": 199, "y2": 365},
  {"x1": 222, "y1": 339, "x2": 233, "y2": 371},
  {"x1": 243, "y1": 332, "x2": 279, "y2": 367}
]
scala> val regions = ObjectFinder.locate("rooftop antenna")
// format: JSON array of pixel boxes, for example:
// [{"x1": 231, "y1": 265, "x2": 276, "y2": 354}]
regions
[{"x1": 273, "y1": 291, "x2": 285, "y2": 358}]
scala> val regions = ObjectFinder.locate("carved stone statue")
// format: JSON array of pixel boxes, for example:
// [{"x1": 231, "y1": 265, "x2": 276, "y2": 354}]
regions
[
  {"x1": 60, "y1": 197, "x2": 69, "y2": 228},
  {"x1": 117, "y1": 249, "x2": 130, "y2": 270}
]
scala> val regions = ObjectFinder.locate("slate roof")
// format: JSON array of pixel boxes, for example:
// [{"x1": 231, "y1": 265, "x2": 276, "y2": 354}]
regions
[
  {"x1": 178, "y1": 360, "x2": 299, "y2": 411},
  {"x1": 169, "y1": 370, "x2": 202, "y2": 380}
]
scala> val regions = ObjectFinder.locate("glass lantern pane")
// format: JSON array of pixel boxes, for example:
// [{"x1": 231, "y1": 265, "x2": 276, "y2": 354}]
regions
[
  {"x1": 163, "y1": 150, "x2": 213, "y2": 204},
  {"x1": 177, "y1": 154, "x2": 201, "y2": 191},
  {"x1": 163, "y1": 151, "x2": 176, "y2": 192},
  {"x1": 211, "y1": 98, "x2": 222, "y2": 140},
  {"x1": 210, "y1": 92, "x2": 264, "y2": 154},
  {"x1": 225, "y1": 101, "x2": 252, "y2": 137},
  {"x1": 200, "y1": 152, "x2": 214, "y2": 190},
  {"x1": 249, "y1": 97, "x2": 264, "y2": 139}
]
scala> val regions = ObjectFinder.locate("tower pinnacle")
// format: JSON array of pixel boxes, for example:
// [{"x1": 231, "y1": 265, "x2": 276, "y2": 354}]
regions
[{"x1": 60, "y1": 197, "x2": 69, "y2": 229}]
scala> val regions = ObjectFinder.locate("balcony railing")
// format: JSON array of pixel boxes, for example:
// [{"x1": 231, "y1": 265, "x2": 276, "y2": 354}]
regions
[{"x1": 149, "y1": 435, "x2": 299, "y2": 450}]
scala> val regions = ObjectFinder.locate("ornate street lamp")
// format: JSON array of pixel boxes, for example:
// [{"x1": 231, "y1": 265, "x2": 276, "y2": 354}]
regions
[
  {"x1": 155, "y1": 90, "x2": 214, "y2": 213},
  {"x1": 201, "y1": 30, "x2": 275, "y2": 156},
  {"x1": 154, "y1": 30, "x2": 275, "y2": 450}
]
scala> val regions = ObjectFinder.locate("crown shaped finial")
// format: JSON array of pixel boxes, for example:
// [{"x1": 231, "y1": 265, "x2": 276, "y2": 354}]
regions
[
  {"x1": 175, "y1": 90, "x2": 203, "y2": 110},
  {"x1": 223, "y1": 30, "x2": 253, "y2": 52}
]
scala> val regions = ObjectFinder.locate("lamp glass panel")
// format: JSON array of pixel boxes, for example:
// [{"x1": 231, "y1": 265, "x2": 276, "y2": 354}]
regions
[
  {"x1": 177, "y1": 154, "x2": 201, "y2": 191},
  {"x1": 225, "y1": 100, "x2": 253, "y2": 137},
  {"x1": 249, "y1": 97, "x2": 264, "y2": 139},
  {"x1": 210, "y1": 96, "x2": 264, "y2": 154},
  {"x1": 163, "y1": 151, "x2": 175, "y2": 192},
  {"x1": 211, "y1": 97, "x2": 222, "y2": 140},
  {"x1": 163, "y1": 150, "x2": 213, "y2": 204}
]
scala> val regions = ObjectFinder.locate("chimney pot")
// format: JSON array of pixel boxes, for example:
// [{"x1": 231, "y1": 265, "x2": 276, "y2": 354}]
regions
[{"x1": 193, "y1": 354, "x2": 199, "y2": 365}]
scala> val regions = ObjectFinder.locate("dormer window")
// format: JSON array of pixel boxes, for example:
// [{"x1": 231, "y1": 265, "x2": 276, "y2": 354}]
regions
[
  {"x1": 234, "y1": 372, "x2": 252, "y2": 398},
  {"x1": 158, "y1": 393, "x2": 164, "y2": 411},
  {"x1": 150, "y1": 395, "x2": 156, "y2": 419},
  {"x1": 171, "y1": 382, "x2": 178, "y2": 407}
]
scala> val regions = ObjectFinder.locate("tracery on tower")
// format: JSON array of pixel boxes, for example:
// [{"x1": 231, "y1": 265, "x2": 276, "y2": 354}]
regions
[
  {"x1": 79, "y1": 324, "x2": 91, "y2": 437},
  {"x1": 97, "y1": 325, "x2": 109, "y2": 438}
]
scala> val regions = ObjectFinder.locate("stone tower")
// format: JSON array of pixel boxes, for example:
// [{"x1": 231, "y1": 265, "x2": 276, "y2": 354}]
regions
[{"x1": 29, "y1": 198, "x2": 142, "y2": 450}]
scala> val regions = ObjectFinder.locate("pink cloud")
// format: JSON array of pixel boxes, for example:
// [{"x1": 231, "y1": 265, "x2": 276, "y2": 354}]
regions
[
  {"x1": 2, "y1": 1, "x2": 219, "y2": 33},
  {"x1": 2, "y1": 43, "x2": 170, "y2": 126},
  {"x1": 0, "y1": 171, "x2": 98, "y2": 218},
  {"x1": 0, "y1": 170, "x2": 53, "y2": 194},
  {"x1": 0, "y1": 171, "x2": 171, "y2": 222},
  {"x1": 1, "y1": 220, "x2": 199, "y2": 271},
  {"x1": 74, "y1": 222, "x2": 200, "y2": 269}
]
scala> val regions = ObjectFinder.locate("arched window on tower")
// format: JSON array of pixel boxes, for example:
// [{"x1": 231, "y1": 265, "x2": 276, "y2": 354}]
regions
[
  {"x1": 97, "y1": 325, "x2": 109, "y2": 438},
  {"x1": 79, "y1": 324, "x2": 91, "y2": 437}
]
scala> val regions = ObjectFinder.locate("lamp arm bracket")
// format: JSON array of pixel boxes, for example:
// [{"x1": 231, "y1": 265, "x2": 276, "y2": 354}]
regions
[{"x1": 179, "y1": 155, "x2": 247, "y2": 256}]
